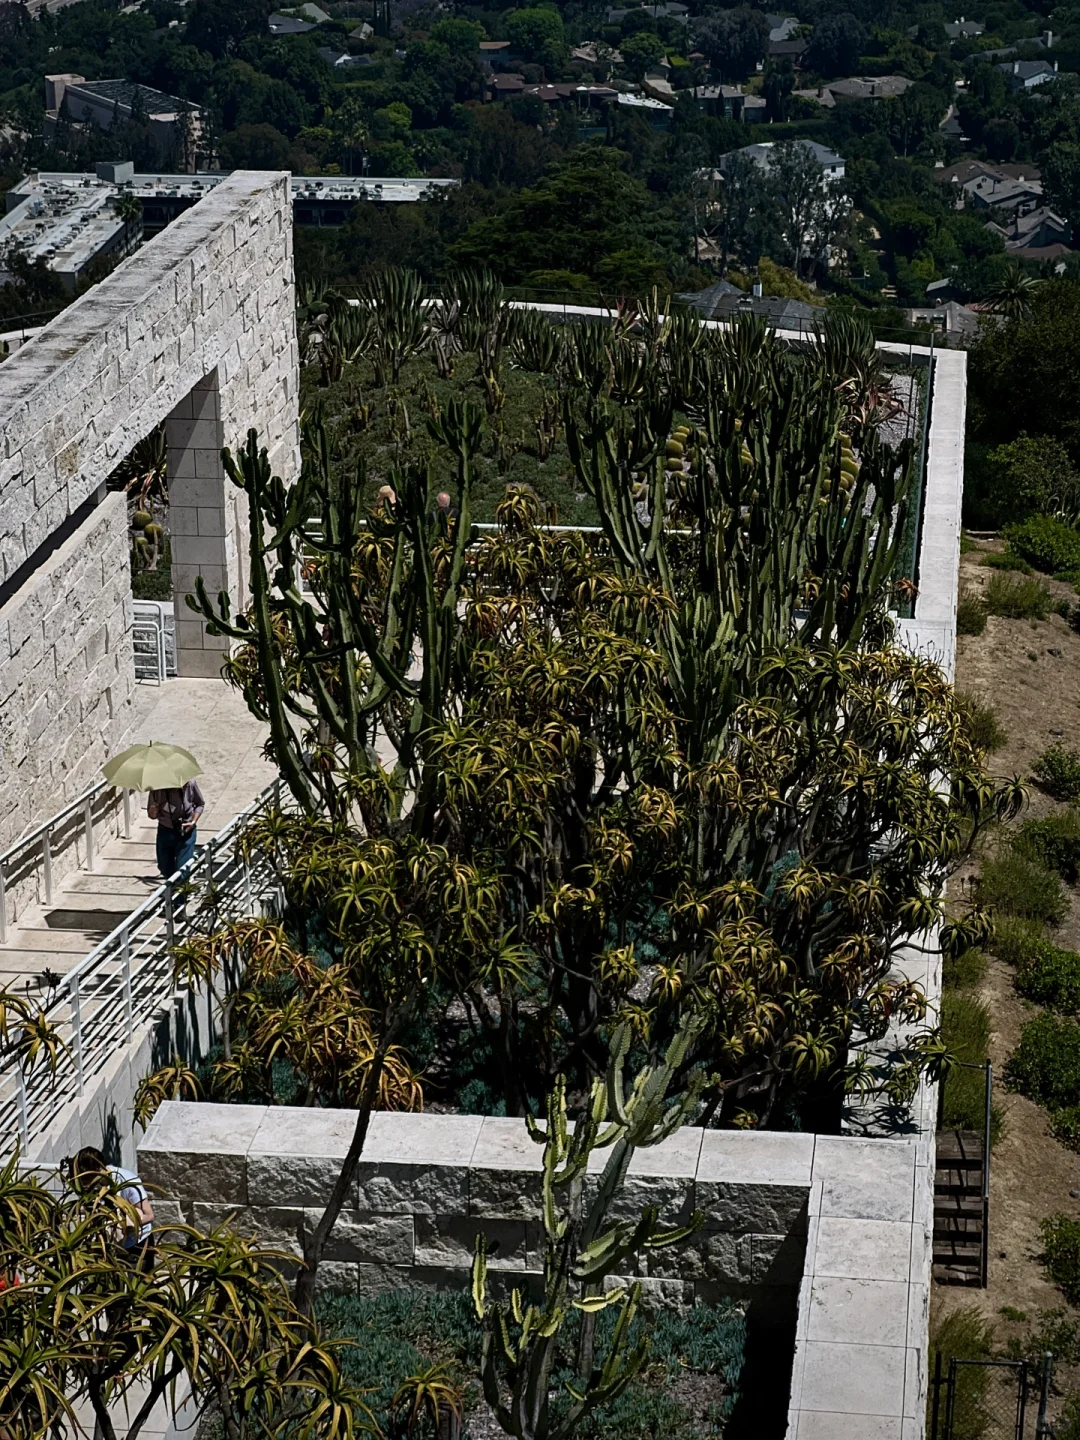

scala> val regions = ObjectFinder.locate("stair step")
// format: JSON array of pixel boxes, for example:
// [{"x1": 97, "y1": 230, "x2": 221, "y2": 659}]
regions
[
  {"x1": 937, "y1": 1130, "x2": 984, "y2": 1162},
  {"x1": 934, "y1": 1195, "x2": 983, "y2": 1218},
  {"x1": 934, "y1": 1239, "x2": 982, "y2": 1261},
  {"x1": 934, "y1": 1217, "x2": 984, "y2": 1237},
  {"x1": 934, "y1": 1262, "x2": 983, "y2": 1286}
]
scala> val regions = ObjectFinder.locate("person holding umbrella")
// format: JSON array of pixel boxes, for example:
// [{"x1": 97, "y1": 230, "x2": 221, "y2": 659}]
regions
[{"x1": 103, "y1": 742, "x2": 205, "y2": 879}]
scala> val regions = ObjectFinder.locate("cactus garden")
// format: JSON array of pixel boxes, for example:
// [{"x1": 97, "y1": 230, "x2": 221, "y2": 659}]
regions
[{"x1": 122, "y1": 276, "x2": 1004, "y2": 1435}]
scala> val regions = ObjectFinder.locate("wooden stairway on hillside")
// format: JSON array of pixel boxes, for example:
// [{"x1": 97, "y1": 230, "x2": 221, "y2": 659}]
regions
[{"x1": 933, "y1": 1129, "x2": 986, "y2": 1286}]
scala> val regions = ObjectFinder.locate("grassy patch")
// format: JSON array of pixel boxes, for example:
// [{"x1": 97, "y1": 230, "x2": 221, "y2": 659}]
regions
[
  {"x1": 977, "y1": 848, "x2": 1068, "y2": 926},
  {"x1": 984, "y1": 572, "x2": 1053, "y2": 621},
  {"x1": 943, "y1": 948, "x2": 989, "y2": 990},
  {"x1": 981, "y1": 550, "x2": 1033, "y2": 574},
  {"x1": 928, "y1": 1308, "x2": 995, "y2": 1440},
  {"x1": 940, "y1": 990, "x2": 1002, "y2": 1142},
  {"x1": 957, "y1": 591, "x2": 988, "y2": 636},
  {"x1": 956, "y1": 691, "x2": 1008, "y2": 756}
]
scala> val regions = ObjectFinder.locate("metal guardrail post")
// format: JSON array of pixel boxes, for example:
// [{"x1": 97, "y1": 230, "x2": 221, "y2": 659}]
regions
[
  {"x1": 16, "y1": 1065, "x2": 29, "y2": 1150},
  {"x1": 42, "y1": 831, "x2": 52, "y2": 904},
  {"x1": 84, "y1": 796, "x2": 94, "y2": 872},
  {"x1": 71, "y1": 976, "x2": 84, "y2": 1095},
  {"x1": 122, "y1": 930, "x2": 133, "y2": 1039},
  {"x1": 164, "y1": 880, "x2": 175, "y2": 948},
  {"x1": 0, "y1": 863, "x2": 7, "y2": 945},
  {"x1": 981, "y1": 1059, "x2": 993, "y2": 1289},
  {"x1": 123, "y1": 788, "x2": 132, "y2": 840}
]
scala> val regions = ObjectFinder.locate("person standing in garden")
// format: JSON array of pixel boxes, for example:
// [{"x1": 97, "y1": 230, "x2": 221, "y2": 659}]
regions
[{"x1": 148, "y1": 779, "x2": 204, "y2": 878}]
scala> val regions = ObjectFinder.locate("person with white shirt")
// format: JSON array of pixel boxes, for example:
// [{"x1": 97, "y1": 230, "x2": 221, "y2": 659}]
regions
[{"x1": 71, "y1": 1146, "x2": 156, "y2": 1272}]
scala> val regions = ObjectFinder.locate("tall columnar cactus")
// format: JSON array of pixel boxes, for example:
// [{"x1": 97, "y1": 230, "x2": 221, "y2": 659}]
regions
[
  {"x1": 187, "y1": 402, "x2": 483, "y2": 830},
  {"x1": 471, "y1": 1021, "x2": 705, "y2": 1440}
]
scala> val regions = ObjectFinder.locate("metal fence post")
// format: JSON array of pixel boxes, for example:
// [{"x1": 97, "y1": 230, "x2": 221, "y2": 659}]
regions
[
  {"x1": 930, "y1": 1350, "x2": 943, "y2": 1440},
  {"x1": 1036, "y1": 1352, "x2": 1054, "y2": 1437},
  {"x1": 164, "y1": 880, "x2": 175, "y2": 948},
  {"x1": 71, "y1": 976, "x2": 84, "y2": 1096},
  {"x1": 122, "y1": 929, "x2": 133, "y2": 1040},
  {"x1": 0, "y1": 863, "x2": 7, "y2": 945},
  {"x1": 982, "y1": 1060, "x2": 993, "y2": 1289},
  {"x1": 42, "y1": 830, "x2": 53, "y2": 905},
  {"x1": 16, "y1": 1064, "x2": 29, "y2": 1150},
  {"x1": 84, "y1": 795, "x2": 94, "y2": 872},
  {"x1": 944, "y1": 1358, "x2": 958, "y2": 1439}
]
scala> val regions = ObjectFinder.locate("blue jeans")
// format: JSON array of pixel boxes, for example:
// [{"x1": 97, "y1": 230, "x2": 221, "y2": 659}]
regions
[{"x1": 156, "y1": 825, "x2": 196, "y2": 878}]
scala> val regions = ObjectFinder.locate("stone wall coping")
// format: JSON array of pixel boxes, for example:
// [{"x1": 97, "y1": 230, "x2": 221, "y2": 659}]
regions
[{"x1": 142, "y1": 1104, "x2": 916, "y2": 1213}]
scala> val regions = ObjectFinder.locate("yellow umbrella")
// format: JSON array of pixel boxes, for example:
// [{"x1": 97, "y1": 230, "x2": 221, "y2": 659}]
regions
[{"x1": 102, "y1": 742, "x2": 202, "y2": 792}]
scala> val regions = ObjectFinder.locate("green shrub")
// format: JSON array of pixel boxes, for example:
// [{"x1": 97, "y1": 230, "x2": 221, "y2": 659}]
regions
[
  {"x1": 981, "y1": 550, "x2": 1033, "y2": 574},
  {"x1": 975, "y1": 437, "x2": 1080, "y2": 529},
  {"x1": 1006, "y1": 514, "x2": 1080, "y2": 578},
  {"x1": 927, "y1": 1308, "x2": 994, "y2": 1440},
  {"x1": 976, "y1": 848, "x2": 1068, "y2": 925},
  {"x1": 984, "y1": 572, "x2": 1053, "y2": 620},
  {"x1": 943, "y1": 947, "x2": 988, "y2": 989},
  {"x1": 1032, "y1": 742, "x2": 1080, "y2": 801},
  {"x1": 1041, "y1": 1215, "x2": 1080, "y2": 1305},
  {"x1": 957, "y1": 591, "x2": 988, "y2": 636},
  {"x1": 991, "y1": 914, "x2": 1047, "y2": 966},
  {"x1": 940, "y1": 991, "x2": 1003, "y2": 1142},
  {"x1": 1016, "y1": 809, "x2": 1080, "y2": 883},
  {"x1": 956, "y1": 691, "x2": 1008, "y2": 756},
  {"x1": 1055, "y1": 1393, "x2": 1080, "y2": 1440},
  {"x1": 317, "y1": 1289, "x2": 748, "y2": 1440},
  {"x1": 1016, "y1": 942, "x2": 1080, "y2": 1012},
  {"x1": 1005, "y1": 1013, "x2": 1080, "y2": 1109},
  {"x1": 1050, "y1": 1105, "x2": 1080, "y2": 1152}
]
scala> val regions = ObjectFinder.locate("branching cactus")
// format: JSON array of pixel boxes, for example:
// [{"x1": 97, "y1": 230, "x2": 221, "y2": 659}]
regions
[{"x1": 471, "y1": 1021, "x2": 705, "y2": 1440}]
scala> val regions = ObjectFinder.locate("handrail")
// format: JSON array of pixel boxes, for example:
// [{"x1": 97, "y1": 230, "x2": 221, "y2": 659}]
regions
[
  {"x1": 0, "y1": 779, "x2": 132, "y2": 943},
  {"x1": 0, "y1": 776, "x2": 285, "y2": 1157}
]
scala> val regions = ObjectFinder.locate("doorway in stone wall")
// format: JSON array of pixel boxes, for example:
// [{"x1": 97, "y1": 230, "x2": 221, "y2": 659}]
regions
[{"x1": 105, "y1": 420, "x2": 177, "y2": 681}]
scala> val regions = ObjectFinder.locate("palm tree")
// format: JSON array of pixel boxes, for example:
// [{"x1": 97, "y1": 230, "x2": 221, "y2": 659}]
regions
[{"x1": 988, "y1": 260, "x2": 1043, "y2": 320}]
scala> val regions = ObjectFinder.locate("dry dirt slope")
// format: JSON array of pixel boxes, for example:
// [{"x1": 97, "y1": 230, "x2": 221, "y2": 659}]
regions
[{"x1": 934, "y1": 545, "x2": 1080, "y2": 1370}]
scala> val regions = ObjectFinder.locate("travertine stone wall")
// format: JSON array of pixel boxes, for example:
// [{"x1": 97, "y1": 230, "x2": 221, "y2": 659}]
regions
[
  {"x1": 138, "y1": 1105, "x2": 811, "y2": 1315},
  {"x1": 0, "y1": 171, "x2": 298, "y2": 828},
  {"x1": 0, "y1": 491, "x2": 134, "y2": 855},
  {"x1": 0, "y1": 170, "x2": 298, "y2": 679}
]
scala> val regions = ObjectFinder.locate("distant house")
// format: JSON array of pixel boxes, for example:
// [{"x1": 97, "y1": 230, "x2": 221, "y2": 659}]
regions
[
  {"x1": 765, "y1": 14, "x2": 799, "y2": 42},
  {"x1": 681, "y1": 285, "x2": 822, "y2": 328},
  {"x1": 904, "y1": 300, "x2": 981, "y2": 345},
  {"x1": 936, "y1": 159, "x2": 1041, "y2": 187},
  {"x1": 769, "y1": 37, "x2": 808, "y2": 60},
  {"x1": 944, "y1": 17, "x2": 985, "y2": 39},
  {"x1": 963, "y1": 170, "x2": 1044, "y2": 216},
  {"x1": 607, "y1": 2, "x2": 688, "y2": 23},
  {"x1": 715, "y1": 138, "x2": 845, "y2": 185},
  {"x1": 317, "y1": 46, "x2": 376, "y2": 67},
  {"x1": 996, "y1": 58, "x2": 1059, "y2": 89},
  {"x1": 269, "y1": 12, "x2": 316, "y2": 33},
  {"x1": 476, "y1": 40, "x2": 519, "y2": 71},
  {"x1": 989, "y1": 205, "x2": 1071, "y2": 254},
  {"x1": 798, "y1": 74, "x2": 912, "y2": 106}
]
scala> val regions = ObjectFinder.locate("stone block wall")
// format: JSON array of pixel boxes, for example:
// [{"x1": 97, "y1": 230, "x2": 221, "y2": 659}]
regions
[
  {"x1": 138, "y1": 1105, "x2": 810, "y2": 1318},
  {"x1": 0, "y1": 170, "x2": 298, "y2": 681},
  {"x1": 0, "y1": 491, "x2": 135, "y2": 865}
]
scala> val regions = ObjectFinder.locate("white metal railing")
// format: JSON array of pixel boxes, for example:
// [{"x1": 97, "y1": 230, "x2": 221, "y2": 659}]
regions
[
  {"x1": 0, "y1": 776, "x2": 285, "y2": 1157},
  {"x1": 0, "y1": 780, "x2": 133, "y2": 946},
  {"x1": 132, "y1": 601, "x2": 174, "y2": 684}
]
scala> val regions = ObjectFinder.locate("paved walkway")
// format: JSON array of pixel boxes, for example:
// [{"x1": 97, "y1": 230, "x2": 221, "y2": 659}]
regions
[{"x1": 0, "y1": 679, "x2": 272, "y2": 994}]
